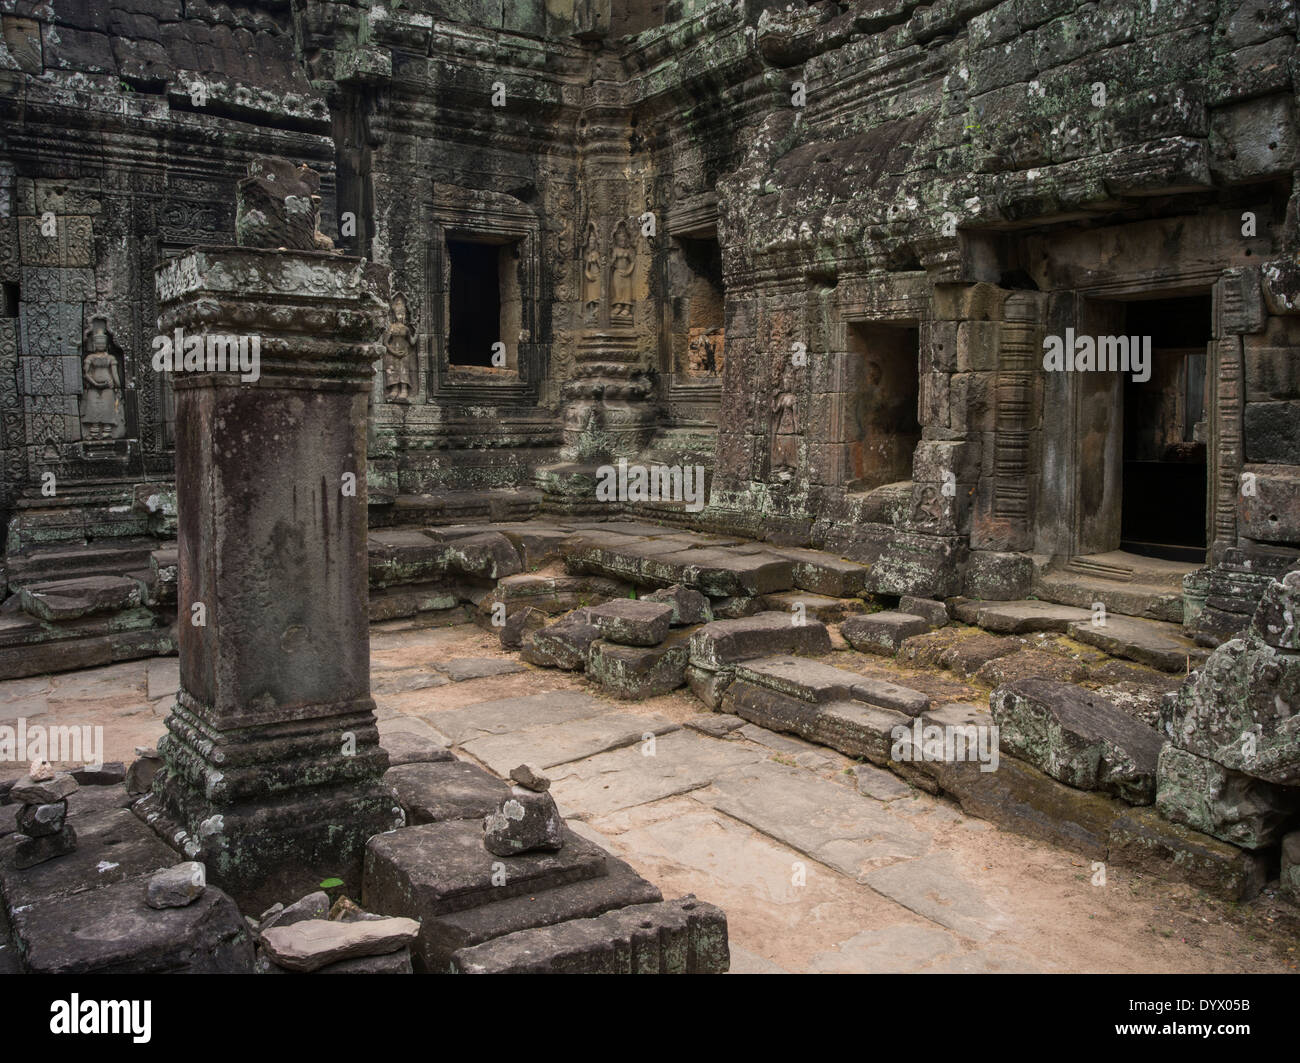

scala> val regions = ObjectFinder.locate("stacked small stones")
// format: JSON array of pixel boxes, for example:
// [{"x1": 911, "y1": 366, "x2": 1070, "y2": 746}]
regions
[
  {"x1": 483, "y1": 764, "x2": 563, "y2": 856},
  {"x1": 10, "y1": 760, "x2": 78, "y2": 869}
]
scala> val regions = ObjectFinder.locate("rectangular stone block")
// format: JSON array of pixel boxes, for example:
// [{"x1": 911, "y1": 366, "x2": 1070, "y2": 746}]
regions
[
  {"x1": 688, "y1": 612, "x2": 831, "y2": 669},
  {"x1": 991, "y1": 678, "x2": 1164, "y2": 804},
  {"x1": 1155, "y1": 744, "x2": 1294, "y2": 849},
  {"x1": 10, "y1": 874, "x2": 255, "y2": 974},
  {"x1": 18, "y1": 301, "x2": 82, "y2": 357},
  {"x1": 17, "y1": 215, "x2": 93, "y2": 267},
  {"x1": 20, "y1": 266, "x2": 95, "y2": 303},
  {"x1": 449, "y1": 896, "x2": 729, "y2": 974},
  {"x1": 587, "y1": 634, "x2": 689, "y2": 700},
  {"x1": 363, "y1": 819, "x2": 609, "y2": 921},
  {"x1": 1108, "y1": 807, "x2": 1269, "y2": 902}
]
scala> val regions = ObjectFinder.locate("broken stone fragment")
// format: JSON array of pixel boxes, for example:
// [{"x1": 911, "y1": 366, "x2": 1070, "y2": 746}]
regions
[
  {"x1": 1248, "y1": 570, "x2": 1300, "y2": 650},
  {"x1": 840, "y1": 611, "x2": 930, "y2": 655},
  {"x1": 259, "y1": 917, "x2": 421, "y2": 973},
  {"x1": 520, "y1": 616, "x2": 603, "y2": 669},
  {"x1": 14, "y1": 824, "x2": 77, "y2": 869},
  {"x1": 499, "y1": 605, "x2": 548, "y2": 650},
  {"x1": 146, "y1": 862, "x2": 207, "y2": 910},
  {"x1": 16, "y1": 801, "x2": 67, "y2": 838},
  {"x1": 260, "y1": 890, "x2": 330, "y2": 931},
  {"x1": 583, "y1": 599, "x2": 673, "y2": 646},
  {"x1": 644, "y1": 584, "x2": 713, "y2": 625},
  {"x1": 1154, "y1": 744, "x2": 1296, "y2": 850},
  {"x1": 28, "y1": 759, "x2": 53, "y2": 782},
  {"x1": 509, "y1": 764, "x2": 550, "y2": 792},
  {"x1": 483, "y1": 787, "x2": 564, "y2": 856},
  {"x1": 328, "y1": 895, "x2": 385, "y2": 922},
  {"x1": 10, "y1": 771, "x2": 78, "y2": 805},
  {"x1": 125, "y1": 750, "x2": 163, "y2": 795}
]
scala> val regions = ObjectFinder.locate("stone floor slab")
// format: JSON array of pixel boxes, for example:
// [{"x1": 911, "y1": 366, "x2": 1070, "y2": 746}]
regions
[
  {"x1": 860, "y1": 853, "x2": 1006, "y2": 942},
  {"x1": 424, "y1": 690, "x2": 607, "y2": 746},
  {"x1": 460, "y1": 712, "x2": 680, "y2": 775}
]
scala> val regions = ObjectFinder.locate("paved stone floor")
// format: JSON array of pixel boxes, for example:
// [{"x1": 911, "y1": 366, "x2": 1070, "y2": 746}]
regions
[{"x1": 3, "y1": 618, "x2": 1297, "y2": 974}]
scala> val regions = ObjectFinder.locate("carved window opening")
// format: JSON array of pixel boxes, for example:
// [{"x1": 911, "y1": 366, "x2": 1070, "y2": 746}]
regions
[
  {"x1": 671, "y1": 234, "x2": 725, "y2": 379},
  {"x1": 1120, "y1": 295, "x2": 1211, "y2": 562},
  {"x1": 446, "y1": 238, "x2": 521, "y2": 371},
  {"x1": 1, "y1": 282, "x2": 17, "y2": 317},
  {"x1": 844, "y1": 322, "x2": 922, "y2": 491}
]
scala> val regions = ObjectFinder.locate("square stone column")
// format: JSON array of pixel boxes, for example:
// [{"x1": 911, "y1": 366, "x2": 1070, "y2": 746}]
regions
[{"x1": 137, "y1": 247, "x2": 402, "y2": 908}]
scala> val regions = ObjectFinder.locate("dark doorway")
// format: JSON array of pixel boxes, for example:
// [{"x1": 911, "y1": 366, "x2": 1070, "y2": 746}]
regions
[
  {"x1": 1120, "y1": 296, "x2": 1210, "y2": 562},
  {"x1": 447, "y1": 239, "x2": 501, "y2": 367},
  {"x1": 846, "y1": 323, "x2": 922, "y2": 490}
]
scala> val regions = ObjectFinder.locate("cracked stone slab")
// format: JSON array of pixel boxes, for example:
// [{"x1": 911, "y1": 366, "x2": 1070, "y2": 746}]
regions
[
  {"x1": 808, "y1": 924, "x2": 962, "y2": 973},
  {"x1": 437, "y1": 657, "x2": 527, "y2": 682},
  {"x1": 549, "y1": 730, "x2": 762, "y2": 818},
  {"x1": 975, "y1": 601, "x2": 1092, "y2": 634},
  {"x1": 860, "y1": 853, "x2": 1006, "y2": 942},
  {"x1": 460, "y1": 712, "x2": 681, "y2": 775},
  {"x1": 423, "y1": 690, "x2": 607, "y2": 747},
  {"x1": 696, "y1": 759, "x2": 931, "y2": 878}
]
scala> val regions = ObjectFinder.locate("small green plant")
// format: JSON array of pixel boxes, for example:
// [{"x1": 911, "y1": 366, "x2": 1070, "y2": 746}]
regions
[{"x1": 319, "y1": 877, "x2": 343, "y2": 890}]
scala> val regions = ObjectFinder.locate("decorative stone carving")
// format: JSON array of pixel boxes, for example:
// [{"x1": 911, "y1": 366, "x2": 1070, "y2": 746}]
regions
[
  {"x1": 770, "y1": 361, "x2": 800, "y2": 478},
  {"x1": 79, "y1": 317, "x2": 126, "y2": 442},
  {"x1": 610, "y1": 220, "x2": 635, "y2": 320},
  {"x1": 382, "y1": 293, "x2": 414, "y2": 403},
  {"x1": 581, "y1": 222, "x2": 602, "y2": 323},
  {"x1": 235, "y1": 157, "x2": 336, "y2": 253}
]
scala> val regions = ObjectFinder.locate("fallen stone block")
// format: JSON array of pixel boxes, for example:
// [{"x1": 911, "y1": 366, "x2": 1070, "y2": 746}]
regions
[
  {"x1": 840, "y1": 611, "x2": 929, "y2": 655},
  {"x1": 761, "y1": 590, "x2": 867, "y2": 624},
  {"x1": 483, "y1": 786, "x2": 565, "y2": 856},
  {"x1": 385, "y1": 759, "x2": 510, "y2": 825},
  {"x1": 14, "y1": 824, "x2": 77, "y2": 868},
  {"x1": 16, "y1": 801, "x2": 67, "y2": 837},
  {"x1": 380, "y1": 730, "x2": 454, "y2": 767},
  {"x1": 644, "y1": 584, "x2": 712, "y2": 625},
  {"x1": 587, "y1": 633, "x2": 690, "y2": 700},
  {"x1": 733, "y1": 656, "x2": 858, "y2": 703},
  {"x1": 441, "y1": 532, "x2": 524, "y2": 581},
  {"x1": 363, "y1": 820, "x2": 609, "y2": 927},
  {"x1": 498, "y1": 605, "x2": 548, "y2": 649},
  {"x1": 963, "y1": 551, "x2": 1034, "y2": 600},
  {"x1": 710, "y1": 595, "x2": 764, "y2": 618},
  {"x1": 670, "y1": 549, "x2": 793, "y2": 597},
  {"x1": 583, "y1": 599, "x2": 673, "y2": 646},
  {"x1": 19, "y1": 575, "x2": 142, "y2": 621},
  {"x1": 260, "y1": 890, "x2": 331, "y2": 932},
  {"x1": 900, "y1": 595, "x2": 949, "y2": 627},
  {"x1": 449, "y1": 896, "x2": 729, "y2": 974},
  {"x1": 927, "y1": 754, "x2": 1127, "y2": 860},
  {"x1": 770, "y1": 547, "x2": 869, "y2": 597},
  {"x1": 9, "y1": 873, "x2": 255, "y2": 974},
  {"x1": 688, "y1": 611, "x2": 831, "y2": 669},
  {"x1": 685, "y1": 664, "x2": 733, "y2": 709},
  {"x1": 256, "y1": 945, "x2": 413, "y2": 974},
  {"x1": 683, "y1": 713, "x2": 746, "y2": 737},
  {"x1": 145, "y1": 861, "x2": 206, "y2": 910},
  {"x1": 367, "y1": 530, "x2": 448, "y2": 588},
  {"x1": 976, "y1": 600, "x2": 1091, "y2": 634},
  {"x1": 818, "y1": 702, "x2": 913, "y2": 765},
  {"x1": 260, "y1": 917, "x2": 421, "y2": 973},
  {"x1": 521, "y1": 617, "x2": 603, "y2": 670},
  {"x1": 10, "y1": 772, "x2": 77, "y2": 804},
  {"x1": 1160, "y1": 633, "x2": 1300, "y2": 786},
  {"x1": 1067, "y1": 615, "x2": 1207, "y2": 674},
  {"x1": 1154, "y1": 744, "x2": 1295, "y2": 849},
  {"x1": 1108, "y1": 807, "x2": 1269, "y2": 902},
  {"x1": 990, "y1": 678, "x2": 1165, "y2": 804},
  {"x1": 850, "y1": 677, "x2": 931, "y2": 717}
]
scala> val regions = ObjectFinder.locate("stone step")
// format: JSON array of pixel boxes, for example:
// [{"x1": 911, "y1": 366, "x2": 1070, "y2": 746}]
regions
[
  {"x1": 5, "y1": 537, "x2": 159, "y2": 591},
  {"x1": 384, "y1": 759, "x2": 511, "y2": 825},
  {"x1": 1034, "y1": 570, "x2": 1185, "y2": 624},
  {"x1": 448, "y1": 896, "x2": 729, "y2": 974},
  {"x1": 363, "y1": 819, "x2": 610, "y2": 922},
  {"x1": 18, "y1": 574, "x2": 144, "y2": 622},
  {"x1": 587, "y1": 632, "x2": 691, "y2": 700},
  {"x1": 416, "y1": 855, "x2": 663, "y2": 972},
  {"x1": 1067, "y1": 615, "x2": 1209, "y2": 673},
  {"x1": 688, "y1": 612, "x2": 832, "y2": 669},
  {"x1": 970, "y1": 600, "x2": 1093, "y2": 634},
  {"x1": 840, "y1": 611, "x2": 929, "y2": 654}
]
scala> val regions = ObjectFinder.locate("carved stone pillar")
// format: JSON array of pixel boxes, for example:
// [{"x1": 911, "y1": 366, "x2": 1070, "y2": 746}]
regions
[{"x1": 139, "y1": 247, "x2": 402, "y2": 907}]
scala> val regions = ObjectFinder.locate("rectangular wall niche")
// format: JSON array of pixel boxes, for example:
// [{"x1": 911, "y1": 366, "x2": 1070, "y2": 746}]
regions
[
  {"x1": 844, "y1": 322, "x2": 922, "y2": 491},
  {"x1": 670, "y1": 235, "x2": 724, "y2": 377},
  {"x1": 446, "y1": 237, "x2": 522, "y2": 371}
]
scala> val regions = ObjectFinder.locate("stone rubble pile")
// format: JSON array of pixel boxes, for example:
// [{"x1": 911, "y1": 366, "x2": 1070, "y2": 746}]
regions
[{"x1": 9, "y1": 762, "x2": 78, "y2": 870}]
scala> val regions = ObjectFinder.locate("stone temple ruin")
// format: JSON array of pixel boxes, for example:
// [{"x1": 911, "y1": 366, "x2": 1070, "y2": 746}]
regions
[{"x1": 0, "y1": 0, "x2": 1299, "y2": 975}]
